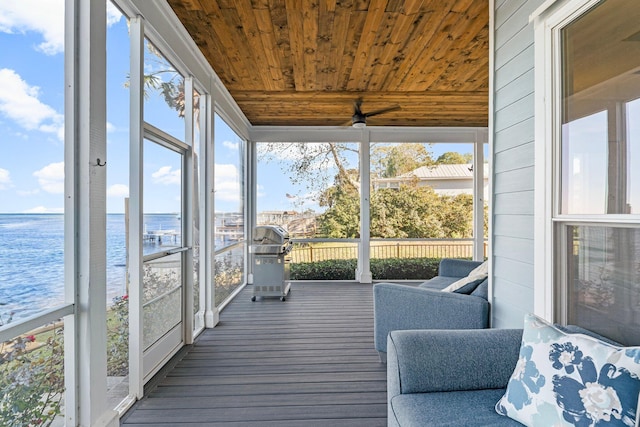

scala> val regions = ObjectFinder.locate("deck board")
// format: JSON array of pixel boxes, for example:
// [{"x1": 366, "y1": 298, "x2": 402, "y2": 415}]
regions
[{"x1": 120, "y1": 283, "x2": 387, "y2": 426}]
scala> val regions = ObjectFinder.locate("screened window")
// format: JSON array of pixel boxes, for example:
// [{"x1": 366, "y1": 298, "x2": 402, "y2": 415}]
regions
[
  {"x1": 555, "y1": 0, "x2": 640, "y2": 345},
  {"x1": 256, "y1": 141, "x2": 360, "y2": 279},
  {"x1": 213, "y1": 114, "x2": 245, "y2": 305},
  {"x1": 369, "y1": 142, "x2": 483, "y2": 272}
]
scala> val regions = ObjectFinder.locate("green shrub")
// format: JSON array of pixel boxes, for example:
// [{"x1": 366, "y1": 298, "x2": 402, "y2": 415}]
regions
[
  {"x1": 107, "y1": 295, "x2": 129, "y2": 377},
  {"x1": 290, "y1": 259, "x2": 357, "y2": 280},
  {"x1": 371, "y1": 257, "x2": 441, "y2": 280},
  {"x1": 0, "y1": 324, "x2": 64, "y2": 427},
  {"x1": 290, "y1": 257, "x2": 443, "y2": 281}
]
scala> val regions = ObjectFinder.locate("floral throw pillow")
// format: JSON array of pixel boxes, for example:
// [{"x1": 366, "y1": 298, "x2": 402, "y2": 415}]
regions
[{"x1": 495, "y1": 313, "x2": 640, "y2": 426}]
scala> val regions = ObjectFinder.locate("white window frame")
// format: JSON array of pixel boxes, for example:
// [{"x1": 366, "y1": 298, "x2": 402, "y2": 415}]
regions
[
  {"x1": 532, "y1": 0, "x2": 640, "y2": 322},
  {"x1": 64, "y1": 0, "x2": 118, "y2": 425}
]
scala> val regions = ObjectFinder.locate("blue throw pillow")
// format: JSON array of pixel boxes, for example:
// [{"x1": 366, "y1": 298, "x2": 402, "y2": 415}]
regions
[
  {"x1": 452, "y1": 277, "x2": 485, "y2": 295},
  {"x1": 495, "y1": 313, "x2": 640, "y2": 426}
]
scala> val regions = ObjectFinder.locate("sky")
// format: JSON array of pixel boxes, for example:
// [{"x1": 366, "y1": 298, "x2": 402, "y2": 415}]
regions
[
  {"x1": 563, "y1": 104, "x2": 640, "y2": 215},
  {"x1": 0, "y1": 1, "x2": 481, "y2": 216},
  {"x1": 0, "y1": 1, "x2": 250, "y2": 214},
  {"x1": 0, "y1": 1, "x2": 66, "y2": 213}
]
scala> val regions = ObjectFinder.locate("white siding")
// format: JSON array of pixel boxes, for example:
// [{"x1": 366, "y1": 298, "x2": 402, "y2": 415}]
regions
[{"x1": 491, "y1": 0, "x2": 544, "y2": 328}]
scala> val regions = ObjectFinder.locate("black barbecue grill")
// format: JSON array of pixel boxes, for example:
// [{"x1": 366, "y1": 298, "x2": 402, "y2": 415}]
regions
[{"x1": 250, "y1": 225, "x2": 293, "y2": 301}]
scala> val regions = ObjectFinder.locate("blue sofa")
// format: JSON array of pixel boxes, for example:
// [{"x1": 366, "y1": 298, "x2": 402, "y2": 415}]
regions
[
  {"x1": 386, "y1": 325, "x2": 621, "y2": 426},
  {"x1": 387, "y1": 329, "x2": 524, "y2": 426},
  {"x1": 373, "y1": 258, "x2": 490, "y2": 356}
]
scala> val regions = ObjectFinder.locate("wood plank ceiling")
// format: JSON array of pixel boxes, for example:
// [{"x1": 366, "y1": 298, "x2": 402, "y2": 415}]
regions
[{"x1": 167, "y1": 0, "x2": 489, "y2": 127}]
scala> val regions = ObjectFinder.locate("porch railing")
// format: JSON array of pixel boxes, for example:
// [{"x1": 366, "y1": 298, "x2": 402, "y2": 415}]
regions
[{"x1": 289, "y1": 238, "x2": 487, "y2": 263}]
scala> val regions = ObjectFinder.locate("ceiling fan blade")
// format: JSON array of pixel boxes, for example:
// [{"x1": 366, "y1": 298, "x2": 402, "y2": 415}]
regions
[
  {"x1": 353, "y1": 98, "x2": 364, "y2": 115},
  {"x1": 365, "y1": 105, "x2": 401, "y2": 117}
]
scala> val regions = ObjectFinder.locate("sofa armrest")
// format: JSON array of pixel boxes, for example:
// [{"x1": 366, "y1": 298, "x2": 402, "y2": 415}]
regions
[
  {"x1": 387, "y1": 328, "x2": 523, "y2": 400},
  {"x1": 438, "y1": 258, "x2": 483, "y2": 277},
  {"x1": 373, "y1": 283, "x2": 489, "y2": 353}
]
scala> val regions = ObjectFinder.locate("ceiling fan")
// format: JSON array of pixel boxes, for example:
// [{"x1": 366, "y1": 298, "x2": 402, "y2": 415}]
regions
[{"x1": 350, "y1": 98, "x2": 400, "y2": 128}]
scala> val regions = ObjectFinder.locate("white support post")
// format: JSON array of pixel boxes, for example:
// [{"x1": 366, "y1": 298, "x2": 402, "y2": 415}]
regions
[
  {"x1": 246, "y1": 138, "x2": 257, "y2": 286},
  {"x1": 128, "y1": 15, "x2": 145, "y2": 400},
  {"x1": 183, "y1": 76, "x2": 195, "y2": 343},
  {"x1": 473, "y1": 131, "x2": 486, "y2": 261},
  {"x1": 205, "y1": 89, "x2": 219, "y2": 327},
  {"x1": 64, "y1": 0, "x2": 117, "y2": 425},
  {"x1": 356, "y1": 131, "x2": 372, "y2": 283},
  {"x1": 195, "y1": 92, "x2": 208, "y2": 331}
]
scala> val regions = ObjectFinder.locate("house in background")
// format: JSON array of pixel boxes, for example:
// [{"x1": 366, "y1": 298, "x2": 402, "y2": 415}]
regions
[{"x1": 373, "y1": 163, "x2": 490, "y2": 199}]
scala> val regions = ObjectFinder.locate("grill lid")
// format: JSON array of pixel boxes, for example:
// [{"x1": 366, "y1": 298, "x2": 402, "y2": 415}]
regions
[
  {"x1": 253, "y1": 225, "x2": 289, "y2": 245},
  {"x1": 251, "y1": 225, "x2": 292, "y2": 255}
]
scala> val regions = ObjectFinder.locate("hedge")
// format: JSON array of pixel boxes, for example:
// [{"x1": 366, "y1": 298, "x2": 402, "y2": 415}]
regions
[{"x1": 290, "y1": 257, "x2": 443, "y2": 281}]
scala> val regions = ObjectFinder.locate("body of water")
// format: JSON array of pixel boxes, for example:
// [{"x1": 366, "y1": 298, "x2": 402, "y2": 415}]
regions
[{"x1": 0, "y1": 213, "x2": 182, "y2": 321}]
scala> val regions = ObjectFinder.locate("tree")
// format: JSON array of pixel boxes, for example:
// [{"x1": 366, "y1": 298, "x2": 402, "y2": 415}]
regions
[
  {"x1": 258, "y1": 142, "x2": 360, "y2": 196},
  {"x1": 436, "y1": 151, "x2": 473, "y2": 164},
  {"x1": 256, "y1": 142, "x2": 478, "y2": 239},
  {"x1": 258, "y1": 142, "x2": 439, "y2": 202},
  {"x1": 371, "y1": 143, "x2": 435, "y2": 178},
  {"x1": 317, "y1": 176, "x2": 475, "y2": 239},
  {"x1": 435, "y1": 193, "x2": 474, "y2": 238},
  {"x1": 370, "y1": 183, "x2": 444, "y2": 238},
  {"x1": 127, "y1": 41, "x2": 199, "y2": 122},
  {"x1": 317, "y1": 170, "x2": 360, "y2": 238}
]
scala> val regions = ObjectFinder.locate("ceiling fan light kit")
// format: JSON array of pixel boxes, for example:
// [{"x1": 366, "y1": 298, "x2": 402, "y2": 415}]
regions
[{"x1": 352, "y1": 115, "x2": 367, "y2": 128}]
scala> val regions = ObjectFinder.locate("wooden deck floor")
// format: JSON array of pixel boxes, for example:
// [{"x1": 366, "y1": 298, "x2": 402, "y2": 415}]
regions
[{"x1": 120, "y1": 283, "x2": 387, "y2": 426}]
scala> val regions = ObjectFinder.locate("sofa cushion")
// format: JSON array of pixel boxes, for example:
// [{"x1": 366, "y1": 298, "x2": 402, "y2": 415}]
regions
[
  {"x1": 495, "y1": 313, "x2": 640, "y2": 426},
  {"x1": 451, "y1": 277, "x2": 485, "y2": 295},
  {"x1": 391, "y1": 389, "x2": 522, "y2": 426},
  {"x1": 469, "y1": 279, "x2": 488, "y2": 300},
  {"x1": 437, "y1": 258, "x2": 483, "y2": 277},
  {"x1": 441, "y1": 261, "x2": 488, "y2": 293}
]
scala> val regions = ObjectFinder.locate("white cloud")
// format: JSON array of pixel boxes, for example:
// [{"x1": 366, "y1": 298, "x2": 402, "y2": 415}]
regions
[
  {"x1": 24, "y1": 206, "x2": 63, "y2": 214},
  {"x1": 0, "y1": 69, "x2": 64, "y2": 139},
  {"x1": 106, "y1": 2, "x2": 123, "y2": 28},
  {"x1": 0, "y1": 1, "x2": 65, "y2": 55},
  {"x1": 152, "y1": 166, "x2": 181, "y2": 185},
  {"x1": 223, "y1": 140, "x2": 239, "y2": 150},
  {"x1": 214, "y1": 164, "x2": 240, "y2": 202},
  {"x1": 107, "y1": 184, "x2": 129, "y2": 198},
  {"x1": 106, "y1": 122, "x2": 116, "y2": 133},
  {"x1": 0, "y1": 168, "x2": 12, "y2": 190},
  {"x1": 33, "y1": 162, "x2": 64, "y2": 194},
  {"x1": 0, "y1": 2, "x2": 121, "y2": 55}
]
